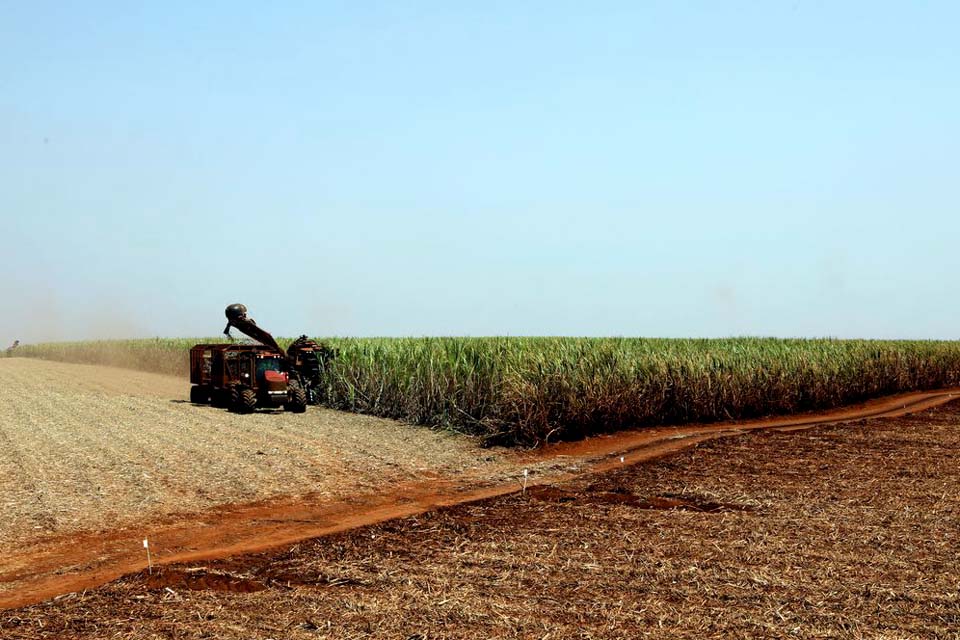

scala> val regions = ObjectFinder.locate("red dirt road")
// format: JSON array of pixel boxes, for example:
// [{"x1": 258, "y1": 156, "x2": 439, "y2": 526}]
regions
[{"x1": 2, "y1": 387, "x2": 957, "y2": 611}]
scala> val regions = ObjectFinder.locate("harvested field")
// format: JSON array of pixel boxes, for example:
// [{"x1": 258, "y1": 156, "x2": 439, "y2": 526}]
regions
[
  {"x1": 2, "y1": 396, "x2": 959, "y2": 637},
  {"x1": 0, "y1": 359, "x2": 518, "y2": 570}
]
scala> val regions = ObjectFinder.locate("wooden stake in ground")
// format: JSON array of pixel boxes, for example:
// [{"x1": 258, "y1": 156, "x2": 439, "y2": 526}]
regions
[{"x1": 143, "y1": 539, "x2": 152, "y2": 574}]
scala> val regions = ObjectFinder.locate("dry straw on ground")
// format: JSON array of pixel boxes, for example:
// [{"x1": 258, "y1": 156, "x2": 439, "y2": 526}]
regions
[
  {"x1": 5, "y1": 404, "x2": 958, "y2": 638},
  {"x1": 0, "y1": 359, "x2": 516, "y2": 555}
]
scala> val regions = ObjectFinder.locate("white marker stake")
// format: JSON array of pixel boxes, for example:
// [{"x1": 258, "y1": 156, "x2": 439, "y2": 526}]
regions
[
  {"x1": 620, "y1": 456, "x2": 625, "y2": 464},
  {"x1": 522, "y1": 469, "x2": 529, "y2": 494},
  {"x1": 143, "y1": 539, "x2": 152, "y2": 574}
]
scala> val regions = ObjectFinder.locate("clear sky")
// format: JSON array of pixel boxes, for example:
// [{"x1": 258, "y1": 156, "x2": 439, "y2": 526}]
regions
[{"x1": 2, "y1": 1, "x2": 958, "y2": 341}]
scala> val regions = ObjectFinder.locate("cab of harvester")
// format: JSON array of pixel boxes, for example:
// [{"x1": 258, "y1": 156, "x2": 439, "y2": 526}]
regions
[{"x1": 189, "y1": 344, "x2": 307, "y2": 413}]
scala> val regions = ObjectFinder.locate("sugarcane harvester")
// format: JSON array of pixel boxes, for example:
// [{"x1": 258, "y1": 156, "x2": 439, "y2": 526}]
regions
[{"x1": 189, "y1": 304, "x2": 335, "y2": 413}]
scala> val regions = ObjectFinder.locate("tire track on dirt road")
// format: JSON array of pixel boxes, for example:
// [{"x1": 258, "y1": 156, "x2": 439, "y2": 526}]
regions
[{"x1": 2, "y1": 385, "x2": 956, "y2": 611}]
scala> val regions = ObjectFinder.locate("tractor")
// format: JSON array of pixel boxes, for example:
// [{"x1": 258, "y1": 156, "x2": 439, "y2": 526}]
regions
[
  {"x1": 189, "y1": 304, "x2": 335, "y2": 412},
  {"x1": 189, "y1": 343, "x2": 308, "y2": 413}
]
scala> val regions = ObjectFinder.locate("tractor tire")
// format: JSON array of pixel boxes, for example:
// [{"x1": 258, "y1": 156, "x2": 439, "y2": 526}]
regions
[
  {"x1": 230, "y1": 386, "x2": 257, "y2": 414},
  {"x1": 190, "y1": 385, "x2": 210, "y2": 404},
  {"x1": 286, "y1": 381, "x2": 308, "y2": 413},
  {"x1": 239, "y1": 388, "x2": 258, "y2": 413},
  {"x1": 240, "y1": 389, "x2": 257, "y2": 413}
]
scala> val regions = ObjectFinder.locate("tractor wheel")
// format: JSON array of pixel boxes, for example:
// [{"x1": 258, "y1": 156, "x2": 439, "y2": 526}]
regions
[
  {"x1": 190, "y1": 385, "x2": 210, "y2": 404},
  {"x1": 286, "y1": 381, "x2": 308, "y2": 413},
  {"x1": 230, "y1": 386, "x2": 257, "y2": 414},
  {"x1": 239, "y1": 388, "x2": 258, "y2": 413}
]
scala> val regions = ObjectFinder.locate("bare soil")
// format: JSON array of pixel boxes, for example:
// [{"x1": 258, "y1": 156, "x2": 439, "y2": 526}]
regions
[{"x1": 2, "y1": 381, "x2": 958, "y2": 637}]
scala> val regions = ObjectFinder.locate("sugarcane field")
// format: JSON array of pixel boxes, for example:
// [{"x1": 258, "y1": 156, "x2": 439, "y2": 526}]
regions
[{"x1": 4, "y1": 3, "x2": 959, "y2": 638}]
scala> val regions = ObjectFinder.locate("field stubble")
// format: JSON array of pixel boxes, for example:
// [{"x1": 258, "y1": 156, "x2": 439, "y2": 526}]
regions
[
  {"x1": 3, "y1": 403, "x2": 958, "y2": 638},
  {"x1": 0, "y1": 359, "x2": 517, "y2": 556}
]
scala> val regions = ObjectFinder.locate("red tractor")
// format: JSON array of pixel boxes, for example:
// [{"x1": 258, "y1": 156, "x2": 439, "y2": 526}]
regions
[
  {"x1": 189, "y1": 343, "x2": 307, "y2": 413},
  {"x1": 189, "y1": 304, "x2": 335, "y2": 413}
]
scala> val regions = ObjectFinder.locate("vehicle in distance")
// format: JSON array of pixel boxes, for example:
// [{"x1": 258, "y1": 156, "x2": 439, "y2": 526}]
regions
[{"x1": 189, "y1": 343, "x2": 307, "y2": 413}]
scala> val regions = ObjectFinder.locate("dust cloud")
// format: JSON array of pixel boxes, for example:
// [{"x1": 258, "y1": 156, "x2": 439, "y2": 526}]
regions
[{"x1": 0, "y1": 286, "x2": 150, "y2": 344}]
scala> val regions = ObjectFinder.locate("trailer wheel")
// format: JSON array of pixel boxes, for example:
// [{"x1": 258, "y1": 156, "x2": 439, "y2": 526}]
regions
[
  {"x1": 286, "y1": 381, "x2": 308, "y2": 413},
  {"x1": 190, "y1": 385, "x2": 210, "y2": 404}
]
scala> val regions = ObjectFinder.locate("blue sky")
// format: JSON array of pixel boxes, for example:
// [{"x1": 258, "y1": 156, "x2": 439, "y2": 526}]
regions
[{"x1": 2, "y1": 1, "x2": 958, "y2": 341}]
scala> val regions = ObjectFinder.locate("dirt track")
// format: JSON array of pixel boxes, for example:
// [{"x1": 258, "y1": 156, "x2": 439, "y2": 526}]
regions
[{"x1": 2, "y1": 357, "x2": 958, "y2": 612}]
